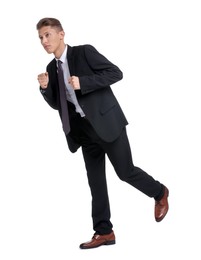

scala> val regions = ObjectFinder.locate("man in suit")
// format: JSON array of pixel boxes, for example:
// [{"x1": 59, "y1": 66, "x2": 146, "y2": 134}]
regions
[{"x1": 37, "y1": 17, "x2": 169, "y2": 249}]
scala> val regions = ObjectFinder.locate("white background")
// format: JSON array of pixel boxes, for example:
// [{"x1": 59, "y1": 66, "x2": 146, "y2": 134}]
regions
[{"x1": 0, "y1": 0, "x2": 201, "y2": 259}]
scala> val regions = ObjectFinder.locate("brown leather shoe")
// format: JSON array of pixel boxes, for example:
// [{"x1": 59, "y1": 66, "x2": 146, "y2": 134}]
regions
[
  {"x1": 155, "y1": 186, "x2": 169, "y2": 222},
  {"x1": 80, "y1": 231, "x2": 116, "y2": 249}
]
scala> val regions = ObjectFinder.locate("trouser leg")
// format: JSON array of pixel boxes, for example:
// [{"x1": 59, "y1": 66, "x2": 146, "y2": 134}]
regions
[
  {"x1": 102, "y1": 128, "x2": 164, "y2": 199},
  {"x1": 69, "y1": 114, "x2": 113, "y2": 234},
  {"x1": 82, "y1": 143, "x2": 113, "y2": 234}
]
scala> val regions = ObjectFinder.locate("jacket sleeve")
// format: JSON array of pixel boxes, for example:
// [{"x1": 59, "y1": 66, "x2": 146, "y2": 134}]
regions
[
  {"x1": 39, "y1": 64, "x2": 59, "y2": 110},
  {"x1": 79, "y1": 45, "x2": 123, "y2": 95}
]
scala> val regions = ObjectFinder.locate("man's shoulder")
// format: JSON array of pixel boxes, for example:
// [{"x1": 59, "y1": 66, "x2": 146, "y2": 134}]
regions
[
  {"x1": 68, "y1": 44, "x2": 99, "y2": 59},
  {"x1": 70, "y1": 44, "x2": 97, "y2": 53}
]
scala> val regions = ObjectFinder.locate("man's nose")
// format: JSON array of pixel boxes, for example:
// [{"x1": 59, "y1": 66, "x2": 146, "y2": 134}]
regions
[{"x1": 41, "y1": 38, "x2": 47, "y2": 45}]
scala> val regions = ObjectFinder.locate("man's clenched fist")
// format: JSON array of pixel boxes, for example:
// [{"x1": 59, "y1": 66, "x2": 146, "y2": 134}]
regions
[{"x1": 37, "y1": 72, "x2": 49, "y2": 89}]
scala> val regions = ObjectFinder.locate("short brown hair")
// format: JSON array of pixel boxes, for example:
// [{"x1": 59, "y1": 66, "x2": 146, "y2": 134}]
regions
[{"x1": 36, "y1": 17, "x2": 63, "y2": 31}]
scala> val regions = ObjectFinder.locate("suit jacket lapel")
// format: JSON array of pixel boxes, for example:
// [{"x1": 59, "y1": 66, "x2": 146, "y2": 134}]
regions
[{"x1": 67, "y1": 45, "x2": 75, "y2": 76}]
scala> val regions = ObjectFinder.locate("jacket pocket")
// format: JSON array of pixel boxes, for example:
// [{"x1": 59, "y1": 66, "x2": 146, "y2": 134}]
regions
[{"x1": 100, "y1": 103, "x2": 116, "y2": 115}]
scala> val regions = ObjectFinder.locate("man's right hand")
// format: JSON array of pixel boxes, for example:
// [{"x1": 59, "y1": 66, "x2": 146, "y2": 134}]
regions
[{"x1": 37, "y1": 72, "x2": 49, "y2": 89}]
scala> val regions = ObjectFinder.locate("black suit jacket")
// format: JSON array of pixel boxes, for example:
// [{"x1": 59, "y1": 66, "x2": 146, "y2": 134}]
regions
[{"x1": 41, "y1": 44, "x2": 128, "y2": 152}]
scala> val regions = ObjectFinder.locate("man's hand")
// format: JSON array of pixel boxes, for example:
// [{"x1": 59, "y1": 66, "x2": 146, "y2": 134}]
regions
[
  {"x1": 37, "y1": 72, "x2": 49, "y2": 89},
  {"x1": 68, "y1": 76, "x2": 80, "y2": 90}
]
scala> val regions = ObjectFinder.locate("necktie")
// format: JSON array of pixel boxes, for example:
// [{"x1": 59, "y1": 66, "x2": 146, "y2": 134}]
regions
[{"x1": 57, "y1": 60, "x2": 70, "y2": 134}]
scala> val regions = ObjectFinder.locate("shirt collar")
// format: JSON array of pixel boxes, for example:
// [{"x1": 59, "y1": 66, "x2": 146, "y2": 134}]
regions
[{"x1": 55, "y1": 45, "x2": 67, "y2": 63}]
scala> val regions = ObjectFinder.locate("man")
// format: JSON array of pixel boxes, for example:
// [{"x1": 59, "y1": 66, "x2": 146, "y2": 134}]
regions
[{"x1": 37, "y1": 17, "x2": 169, "y2": 249}]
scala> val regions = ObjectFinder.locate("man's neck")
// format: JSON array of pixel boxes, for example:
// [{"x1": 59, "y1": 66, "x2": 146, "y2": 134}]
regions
[{"x1": 54, "y1": 43, "x2": 67, "y2": 59}]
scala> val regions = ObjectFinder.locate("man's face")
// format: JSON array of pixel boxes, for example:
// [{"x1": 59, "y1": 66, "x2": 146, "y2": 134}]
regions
[{"x1": 38, "y1": 26, "x2": 64, "y2": 54}]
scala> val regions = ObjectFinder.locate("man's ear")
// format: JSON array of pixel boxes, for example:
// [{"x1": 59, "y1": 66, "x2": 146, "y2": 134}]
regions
[{"x1": 60, "y1": 31, "x2": 65, "y2": 40}]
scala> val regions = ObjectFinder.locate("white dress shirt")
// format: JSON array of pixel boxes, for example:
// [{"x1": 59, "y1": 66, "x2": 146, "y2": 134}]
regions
[{"x1": 56, "y1": 45, "x2": 85, "y2": 117}]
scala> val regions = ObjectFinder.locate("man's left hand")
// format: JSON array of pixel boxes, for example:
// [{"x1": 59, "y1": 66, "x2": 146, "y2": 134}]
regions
[{"x1": 68, "y1": 76, "x2": 80, "y2": 90}]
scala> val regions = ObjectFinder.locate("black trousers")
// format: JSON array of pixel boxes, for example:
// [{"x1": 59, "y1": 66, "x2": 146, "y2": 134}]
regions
[{"x1": 69, "y1": 108, "x2": 164, "y2": 234}]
